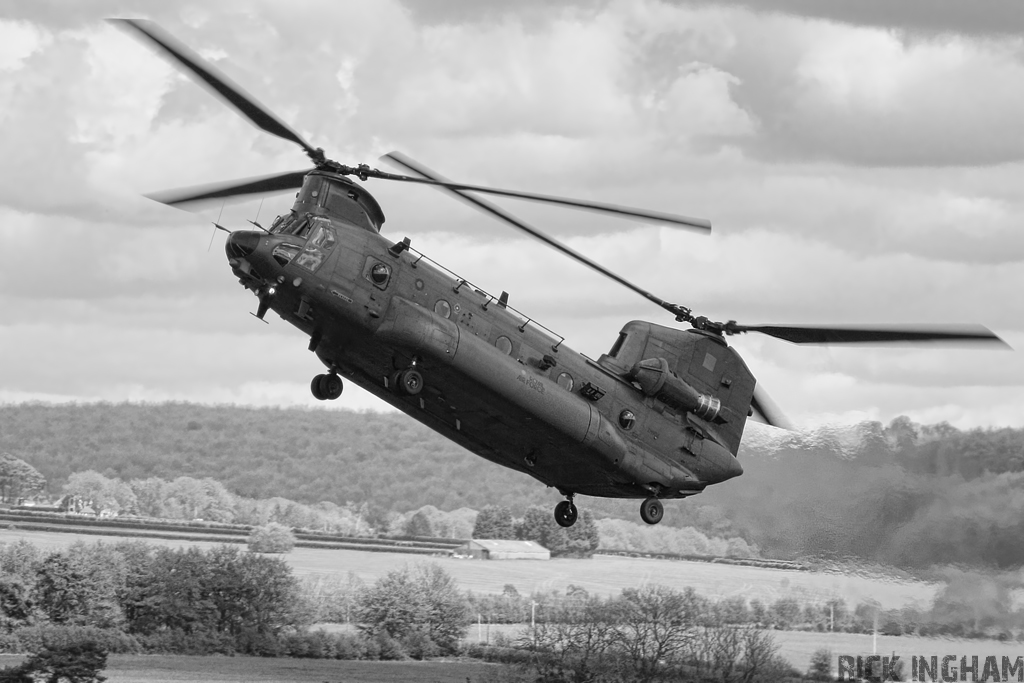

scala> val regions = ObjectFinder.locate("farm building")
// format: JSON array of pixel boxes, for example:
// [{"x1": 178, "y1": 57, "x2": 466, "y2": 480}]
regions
[{"x1": 458, "y1": 539, "x2": 550, "y2": 560}]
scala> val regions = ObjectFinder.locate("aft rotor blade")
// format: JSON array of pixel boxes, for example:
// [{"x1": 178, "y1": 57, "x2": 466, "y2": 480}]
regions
[
  {"x1": 110, "y1": 19, "x2": 320, "y2": 162},
  {"x1": 380, "y1": 151, "x2": 711, "y2": 231},
  {"x1": 726, "y1": 322, "x2": 1007, "y2": 346},
  {"x1": 749, "y1": 384, "x2": 794, "y2": 431},
  {"x1": 146, "y1": 169, "x2": 311, "y2": 207},
  {"x1": 382, "y1": 152, "x2": 695, "y2": 319}
]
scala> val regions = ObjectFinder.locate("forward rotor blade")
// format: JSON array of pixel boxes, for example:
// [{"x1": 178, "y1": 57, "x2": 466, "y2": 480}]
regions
[
  {"x1": 726, "y1": 322, "x2": 1006, "y2": 346},
  {"x1": 382, "y1": 152, "x2": 695, "y2": 320},
  {"x1": 380, "y1": 151, "x2": 711, "y2": 231},
  {"x1": 146, "y1": 169, "x2": 311, "y2": 207},
  {"x1": 749, "y1": 384, "x2": 794, "y2": 431},
  {"x1": 110, "y1": 19, "x2": 320, "y2": 162}
]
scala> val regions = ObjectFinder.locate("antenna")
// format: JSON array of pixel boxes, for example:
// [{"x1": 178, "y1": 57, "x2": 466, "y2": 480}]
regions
[
  {"x1": 247, "y1": 198, "x2": 268, "y2": 232},
  {"x1": 208, "y1": 200, "x2": 227, "y2": 251}
]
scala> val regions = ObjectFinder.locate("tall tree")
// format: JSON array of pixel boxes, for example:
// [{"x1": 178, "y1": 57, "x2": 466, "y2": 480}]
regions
[
  {"x1": 355, "y1": 564, "x2": 468, "y2": 655},
  {"x1": 472, "y1": 505, "x2": 514, "y2": 539},
  {"x1": 517, "y1": 505, "x2": 600, "y2": 557},
  {"x1": 62, "y1": 471, "x2": 135, "y2": 516},
  {"x1": 0, "y1": 453, "x2": 45, "y2": 504}
]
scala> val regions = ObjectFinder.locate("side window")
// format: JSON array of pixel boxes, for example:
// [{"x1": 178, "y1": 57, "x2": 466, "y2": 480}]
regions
[
  {"x1": 294, "y1": 221, "x2": 337, "y2": 273},
  {"x1": 362, "y1": 257, "x2": 392, "y2": 290}
]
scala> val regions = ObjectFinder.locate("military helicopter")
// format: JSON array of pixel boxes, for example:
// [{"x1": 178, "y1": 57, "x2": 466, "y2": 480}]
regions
[{"x1": 113, "y1": 19, "x2": 1003, "y2": 527}]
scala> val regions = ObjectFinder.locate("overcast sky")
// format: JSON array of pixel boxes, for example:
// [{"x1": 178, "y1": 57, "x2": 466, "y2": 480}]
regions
[{"x1": 2, "y1": 0, "x2": 1023, "y2": 431}]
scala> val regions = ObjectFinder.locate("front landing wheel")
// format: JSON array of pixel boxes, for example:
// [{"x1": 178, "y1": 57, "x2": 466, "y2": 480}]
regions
[
  {"x1": 398, "y1": 368, "x2": 423, "y2": 396},
  {"x1": 640, "y1": 497, "x2": 664, "y2": 525},
  {"x1": 554, "y1": 500, "x2": 578, "y2": 528}
]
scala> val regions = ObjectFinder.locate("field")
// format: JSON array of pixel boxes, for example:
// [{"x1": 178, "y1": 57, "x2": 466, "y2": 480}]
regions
[
  {"x1": 0, "y1": 655, "x2": 497, "y2": 683},
  {"x1": 2, "y1": 527, "x2": 1016, "y2": 679},
  {"x1": 0, "y1": 527, "x2": 936, "y2": 608},
  {"x1": 5, "y1": 632, "x2": 1019, "y2": 680}
]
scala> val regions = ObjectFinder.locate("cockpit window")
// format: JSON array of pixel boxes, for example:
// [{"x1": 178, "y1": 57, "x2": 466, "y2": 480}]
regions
[
  {"x1": 294, "y1": 219, "x2": 337, "y2": 273},
  {"x1": 270, "y1": 212, "x2": 310, "y2": 238}
]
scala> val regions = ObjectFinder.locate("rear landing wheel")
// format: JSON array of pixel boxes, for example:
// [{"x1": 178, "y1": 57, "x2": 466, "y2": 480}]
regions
[
  {"x1": 554, "y1": 500, "x2": 578, "y2": 528},
  {"x1": 640, "y1": 497, "x2": 663, "y2": 525},
  {"x1": 317, "y1": 373, "x2": 343, "y2": 400},
  {"x1": 311, "y1": 374, "x2": 327, "y2": 401}
]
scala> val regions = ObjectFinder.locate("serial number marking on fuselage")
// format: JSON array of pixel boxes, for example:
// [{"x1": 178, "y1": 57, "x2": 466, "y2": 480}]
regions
[
  {"x1": 330, "y1": 290, "x2": 353, "y2": 303},
  {"x1": 516, "y1": 373, "x2": 545, "y2": 394}
]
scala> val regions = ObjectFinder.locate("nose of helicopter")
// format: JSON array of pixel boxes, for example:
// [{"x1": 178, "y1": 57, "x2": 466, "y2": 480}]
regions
[{"x1": 225, "y1": 230, "x2": 262, "y2": 259}]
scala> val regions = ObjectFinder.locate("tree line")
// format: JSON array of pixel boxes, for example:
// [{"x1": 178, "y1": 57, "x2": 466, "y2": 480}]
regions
[
  {"x1": 5, "y1": 403, "x2": 1024, "y2": 568},
  {"x1": 34, "y1": 465, "x2": 756, "y2": 560}
]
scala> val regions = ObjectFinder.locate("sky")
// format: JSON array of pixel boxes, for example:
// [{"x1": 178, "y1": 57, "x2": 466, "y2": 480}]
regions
[{"x1": 1, "y1": 0, "x2": 1024, "y2": 431}]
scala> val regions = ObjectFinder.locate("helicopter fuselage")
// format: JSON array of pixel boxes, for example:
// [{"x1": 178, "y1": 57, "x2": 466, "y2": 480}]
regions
[{"x1": 226, "y1": 171, "x2": 746, "y2": 504}]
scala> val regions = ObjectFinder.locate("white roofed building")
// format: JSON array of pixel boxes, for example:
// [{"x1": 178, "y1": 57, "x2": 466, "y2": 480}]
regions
[{"x1": 458, "y1": 539, "x2": 550, "y2": 560}]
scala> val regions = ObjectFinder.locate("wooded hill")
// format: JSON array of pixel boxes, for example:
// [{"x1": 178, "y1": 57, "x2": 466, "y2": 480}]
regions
[{"x1": 3, "y1": 403, "x2": 1024, "y2": 569}]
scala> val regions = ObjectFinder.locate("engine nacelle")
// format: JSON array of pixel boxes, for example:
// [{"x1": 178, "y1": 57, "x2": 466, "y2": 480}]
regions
[{"x1": 628, "y1": 357, "x2": 722, "y2": 422}]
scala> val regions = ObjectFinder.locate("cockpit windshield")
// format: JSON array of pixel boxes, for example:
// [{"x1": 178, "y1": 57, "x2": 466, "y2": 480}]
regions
[{"x1": 269, "y1": 211, "x2": 310, "y2": 238}]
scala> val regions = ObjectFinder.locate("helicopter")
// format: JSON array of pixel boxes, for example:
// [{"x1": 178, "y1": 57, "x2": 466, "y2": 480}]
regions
[{"x1": 113, "y1": 19, "x2": 1004, "y2": 527}]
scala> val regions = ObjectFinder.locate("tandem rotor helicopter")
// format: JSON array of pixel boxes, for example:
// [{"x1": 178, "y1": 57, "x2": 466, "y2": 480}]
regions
[{"x1": 113, "y1": 19, "x2": 1003, "y2": 527}]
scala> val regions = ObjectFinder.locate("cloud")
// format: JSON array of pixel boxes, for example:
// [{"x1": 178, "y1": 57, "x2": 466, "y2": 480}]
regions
[
  {"x1": 0, "y1": 0, "x2": 1021, "y2": 433},
  {"x1": 688, "y1": 0, "x2": 1024, "y2": 39}
]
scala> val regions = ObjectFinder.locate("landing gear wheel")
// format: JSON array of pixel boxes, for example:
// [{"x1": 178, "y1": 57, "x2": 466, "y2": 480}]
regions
[
  {"x1": 640, "y1": 497, "x2": 664, "y2": 525},
  {"x1": 388, "y1": 370, "x2": 403, "y2": 394},
  {"x1": 317, "y1": 373, "x2": 343, "y2": 400},
  {"x1": 311, "y1": 374, "x2": 326, "y2": 401},
  {"x1": 397, "y1": 368, "x2": 423, "y2": 396},
  {"x1": 554, "y1": 500, "x2": 578, "y2": 528}
]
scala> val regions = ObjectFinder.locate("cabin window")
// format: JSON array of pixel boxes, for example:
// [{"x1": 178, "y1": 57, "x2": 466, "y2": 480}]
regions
[
  {"x1": 495, "y1": 336, "x2": 513, "y2": 356},
  {"x1": 556, "y1": 372, "x2": 574, "y2": 392},
  {"x1": 434, "y1": 300, "x2": 452, "y2": 319},
  {"x1": 619, "y1": 410, "x2": 636, "y2": 431},
  {"x1": 608, "y1": 333, "x2": 628, "y2": 357},
  {"x1": 370, "y1": 263, "x2": 390, "y2": 284},
  {"x1": 294, "y1": 222, "x2": 337, "y2": 273}
]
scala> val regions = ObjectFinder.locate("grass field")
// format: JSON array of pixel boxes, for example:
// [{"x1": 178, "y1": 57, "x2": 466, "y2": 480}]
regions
[
  {"x1": 0, "y1": 654, "x2": 498, "y2": 683},
  {"x1": 4, "y1": 633, "x2": 1016, "y2": 681},
  {"x1": 0, "y1": 527, "x2": 936, "y2": 609}
]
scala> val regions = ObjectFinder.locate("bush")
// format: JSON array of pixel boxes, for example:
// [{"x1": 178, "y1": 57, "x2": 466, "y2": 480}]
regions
[
  {"x1": 334, "y1": 632, "x2": 366, "y2": 660},
  {"x1": 0, "y1": 641, "x2": 108, "y2": 683},
  {"x1": 362, "y1": 631, "x2": 405, "y2": 660},
  {"x1": 808, "y1": 648, "x2": 832, "y2": 680},
  {"x1": 400, "y1": 628, "x2": 440, "y2": 660},
  {"x1": 248, "y1": 523, "x2": 296, "y2": 553},
  {"x1": 139, "y1": 628, "x2": 236, "y2": 655},
  {"x1": 0, "y1": 625, "x2": 140, "y2": 655}
]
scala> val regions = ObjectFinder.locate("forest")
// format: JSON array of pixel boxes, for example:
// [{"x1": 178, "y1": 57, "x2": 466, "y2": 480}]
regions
[{"x1": 1, "y1": 402, "x2": 1023, "y2": 569}]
